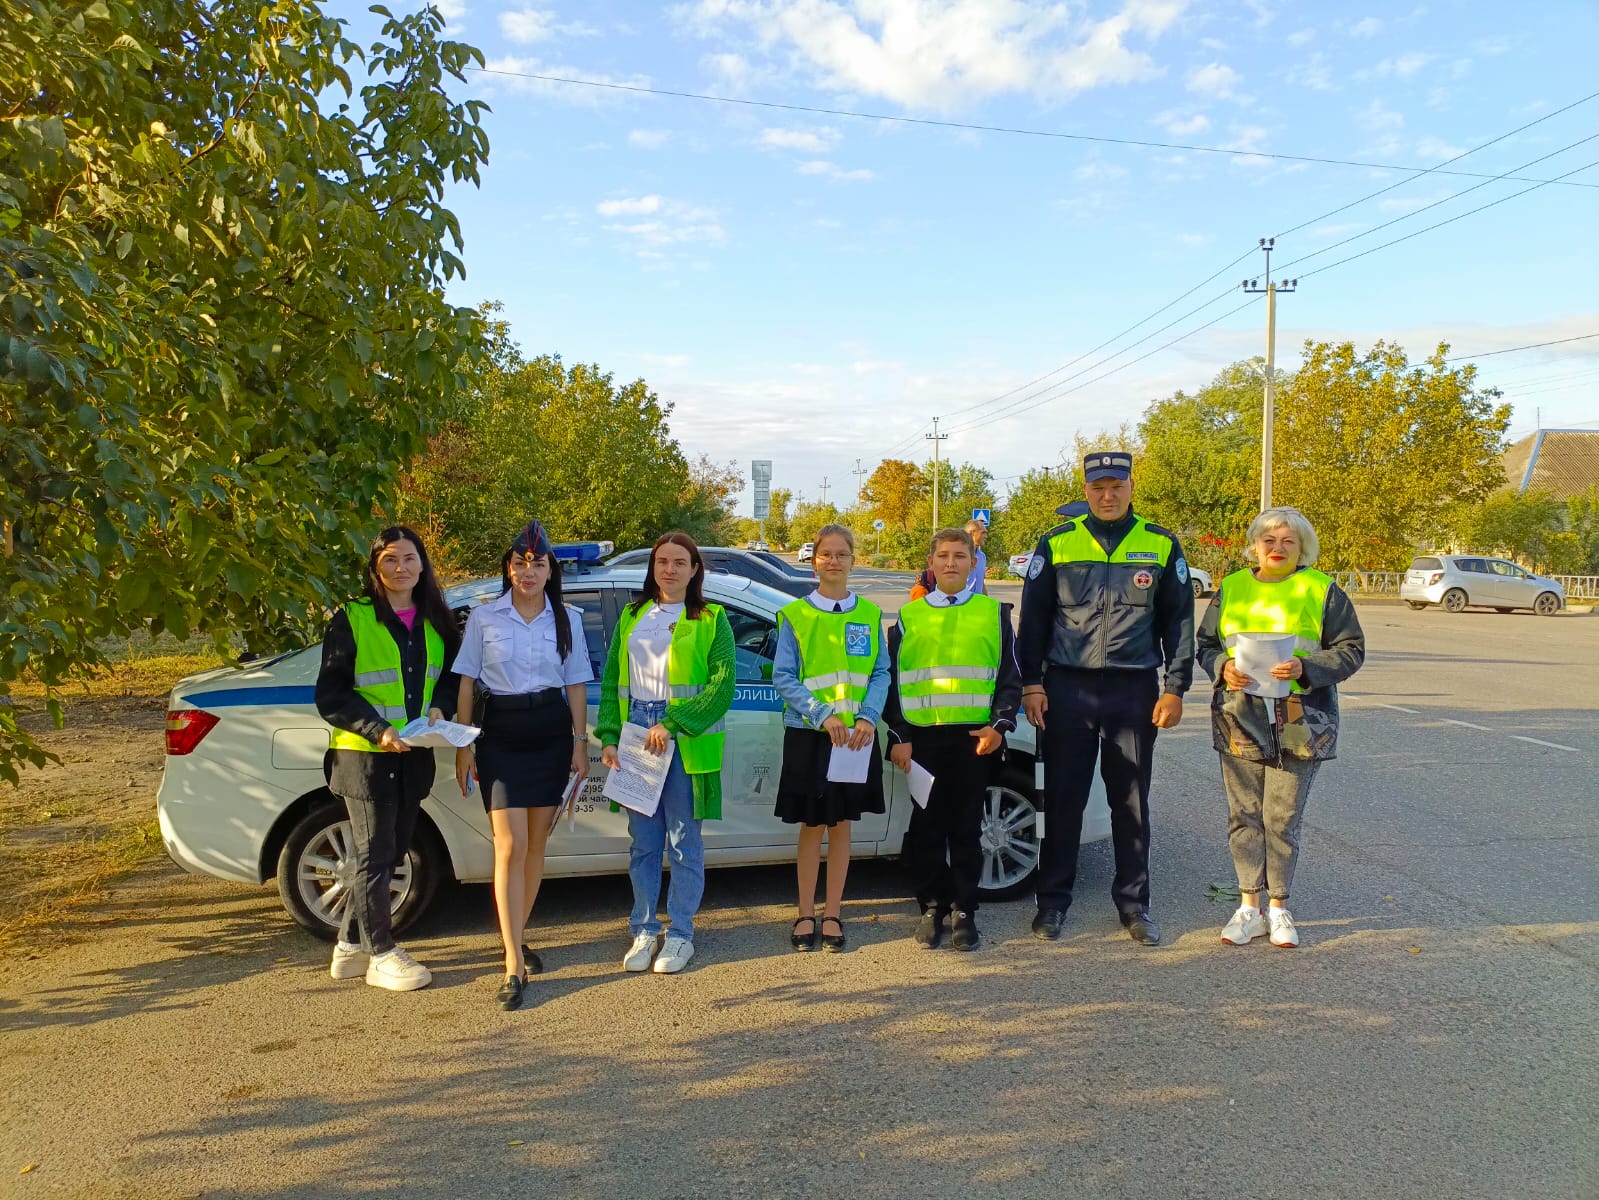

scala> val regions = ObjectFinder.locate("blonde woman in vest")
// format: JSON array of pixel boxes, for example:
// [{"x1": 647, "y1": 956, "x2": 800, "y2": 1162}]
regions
[
  {"x1": 1196, "y1": 507, "x2": 1365, "y2": 948},
  {"x1": 315, "y1": 526, "x2": 460, "y2": 991},
  {"x1": 451, "y1": 519, "x2": 593, "y2": 1011},
  {"x1": 596, "y1": 531, "x2": 735, "y2": 974},
  {"x1": 772, "y1": 524, "x2": 890, "y2": 952}
]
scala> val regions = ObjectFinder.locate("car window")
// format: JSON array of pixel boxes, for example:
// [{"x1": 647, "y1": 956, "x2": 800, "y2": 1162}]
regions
[
  {"x1": 565, "y1": 591, "x2": 607, "y2": 679},
  {"x1": 1409, "y1": 557, "x2": 1442, "y2": 571},
  {"x1": 1455, "y1": 558, "x2": 1485, "y2": 573},
  {"x1": 724, "y1": 607, "x2": 776, "y2": 683},
  {"x1": 1488, "y1": 561, "x2": 1525, "y2": 578}
]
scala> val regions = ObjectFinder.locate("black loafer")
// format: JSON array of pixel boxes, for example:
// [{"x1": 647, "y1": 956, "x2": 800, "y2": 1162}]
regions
[
  {"x1": 1119, "y1": 910, "x2": 1161, "y2": 946},
  {"x1": 950, "y1": 911, "x2": 981, "y2": 952},
  {"x1": 521, "y1": 945, "x2": 543, "y2": 975},
  {"x1": 913, "y1": 908, "x2": 948, "y2": 949},
  {"x1": 496, "y1": 974, "x2": 524, "y2": 1011},
  {"x1": 1032, "y1": 908, "x2": 1067, "y2": 940},
  {"x1": 820, "y1": 916, "x2": 846, "y2": 952},
  {"x1": 790, "y1": 917, "x2": 818, "y2": 952}
]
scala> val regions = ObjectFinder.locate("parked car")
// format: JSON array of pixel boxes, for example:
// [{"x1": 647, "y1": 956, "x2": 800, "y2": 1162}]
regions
[
  {"x1": 796, "y1": 541, "x2": 815, "y2": 564},
  {"x1": 1008, "y1": 552, "x2": 1035, "y2": 579},
  {"x1": 746, "y1": 539, "x2": 770, "y2": 552},
  {"x1": 156, "y1": 571, "x2": 1112, "y2": 939},
  {"x1": 1187, "y1": 565, "x2": 1213, "y2": 598},
  {"x1": 608, "y1": 545, "x2": 811, "y2": 598},
  {"x1": 1400, "y1": 554, "x2": 1564, "y2": 615},
  {"x1": 747, "y1": 548, "x2": 815, "y2": 579}
]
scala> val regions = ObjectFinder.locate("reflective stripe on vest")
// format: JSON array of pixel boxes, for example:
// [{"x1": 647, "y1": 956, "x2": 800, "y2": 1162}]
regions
[
  {"x1": 1215, "y1": 567, "x2": 1332, "y2": 695},
  {"x1": 777, "y1": 596, "x2": 883, "y2": 722},
  {"x1": 612, "y1": 601, "x2": 728, "y2": 775},
  {"x1": 328, "y1": 601, "x2": 445, "y2": 752},
  {"x1": 897, "y1": 594, "x2": 1002, "y2": 726},
  {"x1": 1046, "y1": 517, "x2": 1173, "y2": 569}
]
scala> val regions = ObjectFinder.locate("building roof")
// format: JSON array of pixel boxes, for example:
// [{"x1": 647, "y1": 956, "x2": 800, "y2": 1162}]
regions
[{"x1": 1503, "y1": 429, "x2": 1599, "y2": 499}]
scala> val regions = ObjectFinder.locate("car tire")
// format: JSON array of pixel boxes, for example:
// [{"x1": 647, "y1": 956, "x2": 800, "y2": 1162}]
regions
[
  {"x1": 276, "y1": 799, "x2": 441, "y2": 941},
  {"x1": 1405, "y1": 601, "x2": 1428, "y2": 610},
  {"x1": 1191, "y1": 578, "x2": 1205, "y2": 598},
  {"x1": 1441, "y1": 588, "x2": 1468, "y2": 613},
  {"x1": 1533, "y1": 591, "x2": 1561, "y2": 616},
  {"x1": 975, "y1": 770, "x2": 1043, "y2": 901}
]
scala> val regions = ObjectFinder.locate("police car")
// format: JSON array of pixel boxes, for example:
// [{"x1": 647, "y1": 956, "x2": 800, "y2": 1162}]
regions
[{"x1": 157, "y1": 547, "x2": 1110, "y2": 939}]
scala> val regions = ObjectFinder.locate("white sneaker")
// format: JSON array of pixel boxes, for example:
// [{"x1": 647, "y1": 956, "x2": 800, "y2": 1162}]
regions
[
  {"x1": 1267, "y1": 907, "x2": 1300, "y2": 948},
  {"x1": 652, "y1": 935, "x2": 695, "y2": 974},
  {"x1": 1221, "y1": 905, "x2": 1266, "y2": 945},
  {"x1": 623, "y1": 932, "x2": 659, "y2": 973},
  {"x1": 364, "y1": 945, "x2": 432, "y2": 991},
  {"x1": 329, "y1": 940, "x2": 368, "y2": 980}
]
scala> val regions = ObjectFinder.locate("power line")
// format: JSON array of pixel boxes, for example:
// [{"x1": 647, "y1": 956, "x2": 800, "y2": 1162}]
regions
[
  {"x1": 1445, "y1": 332, "x2": 1599, "y2": 361},
  {"x1": 466, "y1": 66, "x2": 1599, "y2": 189}
]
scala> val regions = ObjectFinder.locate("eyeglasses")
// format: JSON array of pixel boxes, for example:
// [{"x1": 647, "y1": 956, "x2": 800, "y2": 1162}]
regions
[{"x1": 814, "y1": 552, "x2": 853, "y2": 562}]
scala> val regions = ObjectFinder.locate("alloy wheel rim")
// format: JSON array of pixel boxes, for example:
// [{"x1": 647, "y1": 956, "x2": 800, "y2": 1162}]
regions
[
  {"x1": 978, "y1": 784, "x2": 1041, "y2": 890},
  {"x1": 296, "y1": 819, "x2": 415, "y2": 929}
]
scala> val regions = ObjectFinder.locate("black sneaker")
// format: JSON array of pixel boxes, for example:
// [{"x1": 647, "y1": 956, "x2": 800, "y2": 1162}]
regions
[
  {"x1": 950, "y1": 911, "x2": 981, "y2": 952},
  {"x1": 913, "y1": 908, "x2": 948, "y2": 949}
]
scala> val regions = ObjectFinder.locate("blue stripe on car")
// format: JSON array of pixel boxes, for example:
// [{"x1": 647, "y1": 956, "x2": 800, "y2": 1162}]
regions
[{"x1": 183, "y1": 683, "x2": 787, "y2": 712}]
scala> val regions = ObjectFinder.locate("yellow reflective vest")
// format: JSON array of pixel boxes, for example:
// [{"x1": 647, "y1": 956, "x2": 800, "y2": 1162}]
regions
[
  {"x1": 897, "y1": 593, "x2": 1002, "y2": 726},
  {"x1": 327, "y1": 600, "x2": 444, "y2": 752},
  {"x1": 777, "y1": 596, "x2": 883, "y2": 722},
  {"x1": 1214, "y1": 567, "x2": 1332, "y2": 695},
  {"x1": 611, "y1": 601, "x2": 728, "y2": 775}
]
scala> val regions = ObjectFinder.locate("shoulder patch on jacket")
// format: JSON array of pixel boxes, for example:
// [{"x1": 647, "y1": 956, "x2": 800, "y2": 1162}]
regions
[
  {"x1": 1143, "y1": 522, "x2": 1176, "y2": 539},
  {"x1": 1045, "y1": 520, "x2": 1077, "y2": 536}
]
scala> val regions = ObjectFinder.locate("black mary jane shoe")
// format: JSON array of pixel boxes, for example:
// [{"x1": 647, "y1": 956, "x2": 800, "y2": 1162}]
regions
[
  {"x1": 820, "y1": 915, "x2": 847, "y2": 953},
  {"x1": 497, "y1": 974, "x2": 525, "y2": 1011},
  {"x1": 521, "y1": 945, "x2": 544, "y2": 975},
  {"x1": 791, "y1": 916, "x2": 818, "y2": 952}
]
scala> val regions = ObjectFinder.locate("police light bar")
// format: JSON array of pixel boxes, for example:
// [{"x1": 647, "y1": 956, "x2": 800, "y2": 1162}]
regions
[{"x1": 553, "y1": 541, "x2": 614, "y2": 563}]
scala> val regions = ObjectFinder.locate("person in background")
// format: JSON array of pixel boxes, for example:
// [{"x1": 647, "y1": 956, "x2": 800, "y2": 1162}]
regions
[
  {"x1": 884, "y1": 527, "x2": 1022, "y2": 952},
  {"x1": 1196, "y1": 507, "x2": 1364, "y2": 948},
  {"x1": 772, "y1": 524, "x2": 889, "y2": 952},
  {"x1": 1016, "y1": 452, "x2": 1194, "y2": 947},
  {"x1": 964, "y1": 518, "x2": 990, "y2": 595},
  {"x1": 595, "y1": 532, "x2": 735, "y2": 975},
  {"x1": 315, "y1": 526, "x2": 459, "y2": 992},
  {"x1": 908, "y1": 565, "x2": 936, "y2": 603},
  {"x1": 451, "y1": 519, "x2": 592, "y2": 1010}
]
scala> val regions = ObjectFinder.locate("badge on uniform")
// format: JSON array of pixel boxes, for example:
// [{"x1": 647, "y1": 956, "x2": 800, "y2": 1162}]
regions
[
  {"x1": 1026, "y1": 554, "x2": 1044, "y2": 580},
  {"x1": 844, "y1": 622, "x2": 872, "y2": 656},
  {"x1": 1175, "y1": 558, "x2": 1190, "y2": 585},
  {"x1": 1133, "y1": 569, "x2": 1154, "y2": 589},
  {"x1": 1126, "y1": 551, "x2": 1159, "y2": 561}
]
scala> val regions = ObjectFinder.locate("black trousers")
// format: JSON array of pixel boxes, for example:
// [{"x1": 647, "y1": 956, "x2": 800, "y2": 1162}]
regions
[
  {"x1": 337, "y1": 784, "x2": 424, "y2": 956},
  {"x1": 1036, "y1": 667, "x2": 1158, "y2": 914},
  {"x1": 903, "y1": 724, "x2": 998, "y2": 915}
]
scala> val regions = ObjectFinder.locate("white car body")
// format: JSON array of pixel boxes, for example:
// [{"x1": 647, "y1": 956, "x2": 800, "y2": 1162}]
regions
[
  {"x1": 157, "y1": 571, "x2": 1111, "y2": 936},
  {"x1": 796, "y1": 542, "x2": 815, "y2": 563}
]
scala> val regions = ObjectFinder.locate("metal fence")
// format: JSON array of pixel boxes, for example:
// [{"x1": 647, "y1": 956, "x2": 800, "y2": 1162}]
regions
[
  {"x1": 1553, "y1": 575, "x2": 1599, "y2": 600},
  {"x1": 1328, "y1": 570, "x2": 1598, "y2": 601}
]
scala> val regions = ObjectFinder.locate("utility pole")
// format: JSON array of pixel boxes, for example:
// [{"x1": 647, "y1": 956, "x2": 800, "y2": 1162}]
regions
[
  {"x1": 926, "y1": 417, "x2": 949, "y2": 529},
  {"x1": 854, "y1": 458, "x2": 866, "y2": 502},
  {"x1": 818, "y1": 477, "x2": 830, "y2": 505},
  {"x1": 1243, "y1": 238, "x2": 1297, "y2": 511}
]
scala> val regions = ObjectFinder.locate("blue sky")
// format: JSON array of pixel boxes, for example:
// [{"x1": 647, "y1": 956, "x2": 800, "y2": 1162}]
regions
[{"x1": 351, "y1": 1, "x2": 1599, "y2": 514}]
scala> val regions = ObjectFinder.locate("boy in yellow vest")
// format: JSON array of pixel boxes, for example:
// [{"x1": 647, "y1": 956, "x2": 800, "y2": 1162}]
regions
[{"x1": 884, "y1": 528, "x2": 1023, "y2": 950}]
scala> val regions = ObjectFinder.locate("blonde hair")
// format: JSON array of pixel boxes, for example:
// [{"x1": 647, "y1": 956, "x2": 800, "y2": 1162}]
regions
[{"x1": 1245, "y1": 507, "x2": 1320, "y2": 568}]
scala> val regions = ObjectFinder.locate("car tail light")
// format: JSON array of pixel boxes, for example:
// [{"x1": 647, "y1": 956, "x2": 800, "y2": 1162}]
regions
[
  {"x1": 1427, "y1": 572, "x2": 1442, "y2": 585},
  {"x1": 166, "y1": 709, "x2": 220, "y2": 755}
]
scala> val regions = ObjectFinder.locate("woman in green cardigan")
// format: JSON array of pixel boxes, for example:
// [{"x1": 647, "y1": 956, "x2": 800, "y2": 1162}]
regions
[{"x1": 596, "y1": 531, "x2": 735, "y2": 975}]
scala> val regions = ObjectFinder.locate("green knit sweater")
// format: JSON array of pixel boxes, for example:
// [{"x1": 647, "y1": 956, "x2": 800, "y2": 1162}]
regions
[{"x1": 595, "y1": 606, "x2": 736, "y2": 820}]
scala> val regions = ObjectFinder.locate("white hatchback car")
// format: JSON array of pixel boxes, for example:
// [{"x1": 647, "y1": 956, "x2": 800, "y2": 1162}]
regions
[{"x1": 158, "y1": 570, "x2": 1111, "y2": 938}]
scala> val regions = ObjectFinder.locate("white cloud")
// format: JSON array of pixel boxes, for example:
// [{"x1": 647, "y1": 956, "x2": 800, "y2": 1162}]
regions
[
  {"x1": 1286, "y1": 27, "x2": 1315, "y2": 47},
  {"x1": 628, "y1": 129, "x2": 673, "y2": 148},
  {"x1": 1186, "y1": 61, "x2": 1243, "y2": 100},
  {"x1": 851, "y1": 360, "x2": 904, "y2": 374},
  {"x1": 1348, "y1": 16, "x2": 1383, "y2": 37},
  {"x1": 1199, "y1": 36, "x2": 1227, "y2": 51},
  {"x1": 432, "y1": 0, "x2": 467, "y2": 20},
  {"x1": 677, "y1": 0, "x2": 1188, "y2": 110},
  {"x1": 1154, "y1": 108, "x2": 1209, "y2": 136},
  {"x1": 1355, "y1": 98, "x2": 1404, "y2": 131},
  {"x1": 759, "y1": 126, "x2": 842, "y2": 153},
  {"x1": 1362, "y1": 51, "x2": 1433, "y2": 79},
  {"x1": 477, "y1": 55, "x2": 650, "y2": 104},
  {"x1": 500, "y1": 7, "x2": 555, "y2": 41},
  {"x1": 597, "y1": 195, "x2": 663, "y2": 216},
  {"x1": 1222, "y1": 124, "x2": 1268, "y2": 154},
  {"x1": 1073, "y1": 161, "x2": 1128, "y2": 182},
  {"x1": 797, "y1": 159, "x2": 875, "y2": 181},
  {"x1": 1294, "y1": 53, "x2": 1332, "y2": 91}
]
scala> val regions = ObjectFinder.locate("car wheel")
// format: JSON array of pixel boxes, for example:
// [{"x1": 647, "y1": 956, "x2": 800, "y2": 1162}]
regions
[
  {"x1": 1533, "y1": 591, "x2": 1561, "y2": 616},
  {"x1": 976, "y1": 773, "x2": 1042, "y2": 901},
  {"x1": 1405, "y1": 601, "x2": 1428, "y2": 610},
  {"x1": 1441, "y1": 588, "x2": 1468, "y2": 613},
  {"x1": 1191, "y1": 578, "x2": 1204, "y2": 598},
  {"x1": 276, "y1": 799, "x2": 441, "y2": 941}
]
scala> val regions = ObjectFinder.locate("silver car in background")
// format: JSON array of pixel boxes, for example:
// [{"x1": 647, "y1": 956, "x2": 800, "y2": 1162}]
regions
[{"x1": 1401, "y1": 554, "x2": 1565, "y2": 615}]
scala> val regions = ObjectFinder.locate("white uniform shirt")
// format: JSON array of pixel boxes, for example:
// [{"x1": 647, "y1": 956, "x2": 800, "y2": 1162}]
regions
[
  {"x1": 627, "y1": 601, "x2": 684, "y2": 703},
  {"x1": 804, "y1": 588, "x2": 858, "y2": 613},
  {"x1": 927, "y1": 581, "x2": 977, "y2": 607},
  {"x1": 453, "y1": 592, "x2": 594, "y2": 694}
]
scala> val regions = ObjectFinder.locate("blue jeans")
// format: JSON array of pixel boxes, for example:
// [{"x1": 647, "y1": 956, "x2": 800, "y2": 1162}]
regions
[{"x1": 625, "y1": 702, "x2": 705, "y2": 942}]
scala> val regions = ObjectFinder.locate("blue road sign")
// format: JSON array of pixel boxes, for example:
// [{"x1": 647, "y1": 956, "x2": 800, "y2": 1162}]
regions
[{"x1": 972, "y1": 508, "x2": 991, "y2": 525}]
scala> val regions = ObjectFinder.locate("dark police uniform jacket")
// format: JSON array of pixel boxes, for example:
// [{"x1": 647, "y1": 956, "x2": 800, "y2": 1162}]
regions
[{"x1": 1015, "y1": 511, "x2": 1195, "y2": 695}]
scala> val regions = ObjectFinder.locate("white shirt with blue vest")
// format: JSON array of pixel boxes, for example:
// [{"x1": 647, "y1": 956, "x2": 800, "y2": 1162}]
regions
[{"x1": 772, "y1": 589, "x2": 891, "y2": 731}]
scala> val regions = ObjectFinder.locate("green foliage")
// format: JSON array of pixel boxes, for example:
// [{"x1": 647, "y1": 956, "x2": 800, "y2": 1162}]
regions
[
  {"x1": 763, "y1": 488, "x2": 793, "y2": 548},
  {"x1": 789, "y1": 500, "x2": 841, "y2": 547},
  {"x1": 1453, "y1": 486, "x2": 1599, "y2": 574},
  {"x1": 0, "y1": 0, "x2": 490, "y2": 780},
  {"x1": 998, "y1": 469, "x2": 1068, "y2": 555},
  {"x1": 863, "y1": 459, "x2": 925, "y2": 531}
]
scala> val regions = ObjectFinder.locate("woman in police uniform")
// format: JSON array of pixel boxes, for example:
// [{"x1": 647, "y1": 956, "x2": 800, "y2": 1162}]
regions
[
  {"x1": 772, "y1": 524, "x2": 889, "y2": 952},
  {"x1": 595, "y1": 532, "x2": 735, "y2": 976},
  {"x1": 1197, "y1": 507, "x2": 1364, "y2": 948},
  {"x1": 315, "y1": 526, "x2": 460, "y2": 992},
  {"x1": 452, "y1": 520, "x2": 593, "y2": 1010}
]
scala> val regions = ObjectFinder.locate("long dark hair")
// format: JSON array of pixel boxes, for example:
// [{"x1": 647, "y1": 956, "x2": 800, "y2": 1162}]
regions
[
  {"x1": 628, "y1": 530, "x2": 708, "y2": 620},
  {"x1": 500, "y1": 548, "x2": 574, "y2": 661},
  {"x1": 364, "y1": 526, "x2": 461, "y2": 658}
]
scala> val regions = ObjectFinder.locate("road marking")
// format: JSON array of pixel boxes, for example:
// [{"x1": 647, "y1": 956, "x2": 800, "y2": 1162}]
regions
[
  {"x1": 1441, "y1": 718, "x2": 1493, "y2": 731},
  {"x1": 1379, "y1": 703, "x2": 1421, "y2": 714},
  {"x1": 1510, "y1": 735, "x2": 1582, "y2": 753}
]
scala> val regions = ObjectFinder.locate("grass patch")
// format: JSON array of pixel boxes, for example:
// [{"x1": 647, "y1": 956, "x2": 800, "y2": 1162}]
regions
[
  {"x1": 0, "y1": 815, "x2": 166, "y2": 954},
  {"x1": 9, "y1": 640, "x2": 226, "y2": 710}
]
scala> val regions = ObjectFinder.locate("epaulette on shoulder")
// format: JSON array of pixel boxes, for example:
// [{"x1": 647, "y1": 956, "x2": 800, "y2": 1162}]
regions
[
  {"x1": 1046, "y1": 520, "x2": 1077, "y2": 536},
  {"x1": 1144, "y1": 522, "x2": 1176, "y2": 540}
]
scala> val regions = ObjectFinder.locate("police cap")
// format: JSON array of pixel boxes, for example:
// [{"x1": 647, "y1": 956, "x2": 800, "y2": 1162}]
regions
[{"x1": 1083, "y1": 451, "x2": 1132, "y2": 482}]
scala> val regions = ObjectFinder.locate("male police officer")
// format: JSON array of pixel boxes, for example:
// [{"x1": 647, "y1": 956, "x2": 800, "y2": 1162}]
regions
[{"x1": 1017, "y1": 452, "x2": 1195, "y2": 945}]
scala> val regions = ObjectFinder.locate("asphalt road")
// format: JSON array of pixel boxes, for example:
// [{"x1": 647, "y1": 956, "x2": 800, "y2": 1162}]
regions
[{"x1": 3, "y1": 605, "x2": 1595, "y2": 1199}]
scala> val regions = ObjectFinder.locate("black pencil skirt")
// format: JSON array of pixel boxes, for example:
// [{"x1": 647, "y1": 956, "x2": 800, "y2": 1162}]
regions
[
  {"x1": 775, "y1": 726, "x2": 886, "y2": 827},
  {"x1": 475, "y1": 689, "x2": 573, "y2": 814}
]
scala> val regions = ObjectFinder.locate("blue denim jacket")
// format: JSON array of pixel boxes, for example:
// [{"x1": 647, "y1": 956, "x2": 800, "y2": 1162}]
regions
[{"x1": 772, "y1": 604, "x2": 890, "y2": 731}]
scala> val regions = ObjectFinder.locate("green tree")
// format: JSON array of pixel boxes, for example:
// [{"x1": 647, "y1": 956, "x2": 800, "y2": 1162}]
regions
[
  {"x1": 1562, "y1": 485, "x2": 1599, "y2": 573},
  {"x1": 1457, "y1": 490, "x2": 1568, "y2": 571},
  {"x1": 1274, "y1": 341, "x2": 1510, "y2": 570},
  {"x1": 999, "y1": 468, "x2": 1070, "y2": 554},
  {"x1": 764, "y1": 488, "x2": 793, "y2": 547},
  {"x1": 1, "y1": 0, "x2": 490, "y2": 780},
  {"x1": 863, "y1": 459, "x2": 926, "y2": 531},
  {"x1": 789, "y1": 500, "x2": 841, "y2": 546}
]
